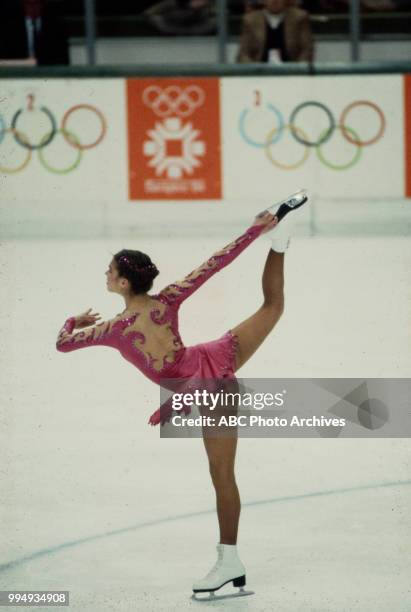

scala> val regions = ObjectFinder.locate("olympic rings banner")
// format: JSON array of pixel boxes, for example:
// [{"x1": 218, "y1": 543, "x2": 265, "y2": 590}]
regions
[
  {"x1": 222, "y1": 75, "x2": 407, "y2": 200},
  {"x1": 0, "y1": 79, "x2": 128, "y2": 201},
  {"x1": 1, "y1": 74, "x2": 410, "y2": 203}
]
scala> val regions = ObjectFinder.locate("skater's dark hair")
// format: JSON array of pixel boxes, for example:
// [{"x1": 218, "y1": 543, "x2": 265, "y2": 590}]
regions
[{"x1": 113, "y1": 249, "x2": 159, "y2": 294}]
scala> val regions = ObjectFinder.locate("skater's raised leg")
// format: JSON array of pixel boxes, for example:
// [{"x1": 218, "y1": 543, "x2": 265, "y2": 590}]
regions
[
  {"x1": 231, "y1": 246, "x2": 285, "y2": 371},
  {"x1": 231, "y1": 189, "x2": 308, "y2": 370}
]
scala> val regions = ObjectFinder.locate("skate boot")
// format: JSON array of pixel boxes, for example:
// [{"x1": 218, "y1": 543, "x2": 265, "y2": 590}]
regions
[
  {"x1": 191, "y1": 543, "x2": 254, "y2": 601},
  {"x1": 259, "y1": 188, "x2": 309, "y2": 252}
]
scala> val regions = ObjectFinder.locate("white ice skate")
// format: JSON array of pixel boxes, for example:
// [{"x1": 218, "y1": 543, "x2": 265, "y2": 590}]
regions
[
  {"x1": 191, "y1": 543, "x2": 255, "y2": 602},
  {"x1": 259, "y1": 188, "x2": 309, "y2": 252}
]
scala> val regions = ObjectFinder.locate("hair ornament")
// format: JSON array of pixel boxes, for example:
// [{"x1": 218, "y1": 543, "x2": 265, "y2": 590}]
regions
[{"x1": 118, "y1": 255, "x2": 157, "y2": 274}]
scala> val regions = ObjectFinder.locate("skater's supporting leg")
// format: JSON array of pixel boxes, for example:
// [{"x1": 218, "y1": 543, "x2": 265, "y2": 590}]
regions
[
  {"x1": 202, "y1": 435, "x2": 240, "y2": 545},
  {"x1": 231, "y1": 248, "x2": 285, "y2": 371}
]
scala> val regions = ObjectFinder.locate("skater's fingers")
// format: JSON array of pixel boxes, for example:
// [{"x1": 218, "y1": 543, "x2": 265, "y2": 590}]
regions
[
  {"x1": 253, "y1": 211, "x2": 277, "y2": 228},
  {"x1": 264, "y1": 213, "x2": 276, "y2": 225}
]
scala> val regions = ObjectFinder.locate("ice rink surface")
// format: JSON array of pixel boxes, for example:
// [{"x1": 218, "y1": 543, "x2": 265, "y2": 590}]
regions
[{"x1": 1, "y1": 227, "x2": 411, "y2": 611}]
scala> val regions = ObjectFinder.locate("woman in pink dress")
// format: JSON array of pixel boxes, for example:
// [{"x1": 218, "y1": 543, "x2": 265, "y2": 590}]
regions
[{"x1": 56, "y1": 190, "x2": 308, "y2": 600}]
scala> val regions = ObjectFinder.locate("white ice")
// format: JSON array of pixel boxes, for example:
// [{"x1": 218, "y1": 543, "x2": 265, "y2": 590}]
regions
[{"x1": 1, "y1": 208, "x2": 411, "y2": 611}]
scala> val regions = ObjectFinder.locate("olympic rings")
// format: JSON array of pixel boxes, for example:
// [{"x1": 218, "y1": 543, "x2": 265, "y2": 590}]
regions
[
  {"x1": 1, "y1": 98, "x2": 107, "y2": 174},
  {"x1": 0, "y1": 115, "x2": 6, "y2": 146},
  {"x1": 183, "y1": 85, "x2": 204, "y2": 106},
  {"x1": 0, "y1": 128, "x2": 32, "y2": 174},
  {"x1": 11, "y1": 106, "x2": 57, "y2": 150},
  {"x1": 61, "y1": 104, "x2": 107, "y2": 150},
  {"x1": 142, "y1": 85, "x2": 205, "y2": 118},
  {"x1": 239, "y1": 99, "x2": 386, "y2": 171},
  {"x1": 239, "y1": 103, "x2": 284, "y2": 148},
  {"x1": 37, "y1": 129, "x2": 83, "y2": 174},
  {"x1": 265, "y1": 124, "x2": 310, "y2": 170},
  {"x1": 315, "y1": 125, "x2": 362, "y2": 170},
  {"x1": 289, "y1": 101, "x2": 336, "y2": 147},
  {"x1": 339, "y1": 100, "x2": 385, "y2": 146}
]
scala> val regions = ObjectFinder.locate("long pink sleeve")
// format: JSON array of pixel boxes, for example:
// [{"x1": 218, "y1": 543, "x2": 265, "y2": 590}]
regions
[
  {"x1": 56, "y1": 317, "x2": 115, "y2": 352},
  {"x1": 156, "y1": 223, "x2": 265, "y2": 308}
]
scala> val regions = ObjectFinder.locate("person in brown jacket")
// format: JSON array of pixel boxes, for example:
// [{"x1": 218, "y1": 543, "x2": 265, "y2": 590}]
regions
[{"x1": 237, "y1": 0, "x2": 314, "y2": 63}]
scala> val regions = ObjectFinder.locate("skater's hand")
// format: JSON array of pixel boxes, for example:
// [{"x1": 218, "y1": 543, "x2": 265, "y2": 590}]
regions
[
  {"x1": 74, "y1": 308, "x2": 102, "y2": 329},
  {"x1": 253, "y1": 211, "x2": 278, "y2": 234}
]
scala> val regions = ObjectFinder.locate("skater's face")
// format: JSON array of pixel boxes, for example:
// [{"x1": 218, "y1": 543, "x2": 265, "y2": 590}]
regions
[{"x1": 105, "y1": 260, "x2": 129, "y2": 294}]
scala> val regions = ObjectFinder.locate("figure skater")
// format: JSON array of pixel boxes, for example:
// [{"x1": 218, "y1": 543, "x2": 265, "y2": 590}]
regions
[{"x1": 56, "y1": 189, "x2": 308, "y2": 600}]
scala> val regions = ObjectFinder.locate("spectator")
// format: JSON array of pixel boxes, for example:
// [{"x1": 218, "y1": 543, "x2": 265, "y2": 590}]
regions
[
  {"x1": 0, "y1": 0, "x2": 27, "y2": 60},
  {"x1": 237, "y1": 0, "x2": 314, "y2": 63},
  {"x1": 0, "y1": 0, "x2": 69, "y2": 64},
  {"x1": 23, "y1": 0, "x2": 46, "y2": 59},
  {"x1": 34, "y1": 0, "x2": 69, "y2": 65},
  {"x1": 143, "y1": 0, "x2": 216, "y2": 35},
  {"x1": 244, "y1": 0, "x2": 265, "y2": 10}
]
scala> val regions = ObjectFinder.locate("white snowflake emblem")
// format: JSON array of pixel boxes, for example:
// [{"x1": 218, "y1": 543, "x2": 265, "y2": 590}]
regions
[{"x1": 143, "y1": 117, "x2": 206, "y2": 179}]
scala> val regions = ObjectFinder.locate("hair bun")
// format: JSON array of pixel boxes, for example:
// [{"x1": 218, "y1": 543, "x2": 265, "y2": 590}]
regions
[
  {"x1": 142, "y1": 264, "x2": 159, "y2": 280},
  {"x1": 114, "y1": 249, "x2": 159, "y2": 295}
]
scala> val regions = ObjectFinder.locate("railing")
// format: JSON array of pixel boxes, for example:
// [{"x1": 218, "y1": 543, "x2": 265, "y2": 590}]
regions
[
  {"x1": 1, "y1": 61, "x2": 410, "y2": 79},
  {"x1": 81, "y1": 0, "x2": 411, "y2": 66},
  {"x1": 2, "y1": 0, "x2": 411, "y2": 68}
]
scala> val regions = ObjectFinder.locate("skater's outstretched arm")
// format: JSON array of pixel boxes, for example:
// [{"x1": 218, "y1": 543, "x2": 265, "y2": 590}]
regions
[
  {"x1": 156, "y1": 222, "x2": 267, "y2": 308},
  {"x1": 56, "y1": 309, "x2": 116, "y2": 352}
]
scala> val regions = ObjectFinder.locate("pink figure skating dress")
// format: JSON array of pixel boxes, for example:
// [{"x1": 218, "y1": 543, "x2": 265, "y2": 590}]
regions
[{"x1": 56, "y1": 223, "x2": 265, "y2": 425}]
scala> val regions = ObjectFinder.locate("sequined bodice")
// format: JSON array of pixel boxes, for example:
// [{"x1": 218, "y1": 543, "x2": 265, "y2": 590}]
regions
[{"x1": 56, "y1": 223, "x2": 264, "y2": 383}]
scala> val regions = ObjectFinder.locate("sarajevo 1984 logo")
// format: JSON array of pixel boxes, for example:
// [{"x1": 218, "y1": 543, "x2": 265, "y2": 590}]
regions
[{"x1": 142, "y1": 85, "x2": 206, "y2": 180}]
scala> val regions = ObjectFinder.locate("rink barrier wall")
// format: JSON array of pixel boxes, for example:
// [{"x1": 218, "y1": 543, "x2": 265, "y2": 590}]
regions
[
  {"x1": 0, "y1": 61, "x2": 411, "y2": 78},
  {"x1": 1, "y1": 66, "x2": 411, "y2": 238}
]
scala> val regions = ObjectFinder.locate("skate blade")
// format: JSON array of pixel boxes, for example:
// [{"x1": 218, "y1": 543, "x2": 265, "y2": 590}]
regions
[
  {"x1": 191, "y1": 588, "x2": 255, "y2": 602},
  {"x1": 258, "y1": 188, "x2": 308, "y2": 218}
]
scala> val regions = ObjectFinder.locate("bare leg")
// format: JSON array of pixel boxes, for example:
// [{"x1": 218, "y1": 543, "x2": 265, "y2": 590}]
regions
[
  {"x1": 198, "y1": 228, "x2": 284, "y2": 547},
  {"x1": 202, "y1": 434, "x2": 240, "y2": 545},
  {"x1": 231, "y1": 248, "x2": 285, "y2": 371},
  {"x1": 198, "y1": 250, "x2": 284, "y2": 545}
]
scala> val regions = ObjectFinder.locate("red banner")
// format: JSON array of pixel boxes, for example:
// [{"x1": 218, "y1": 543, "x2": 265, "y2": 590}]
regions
[{"x1": 127, "y1": 78, "x2": 221, "y2": 200}]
